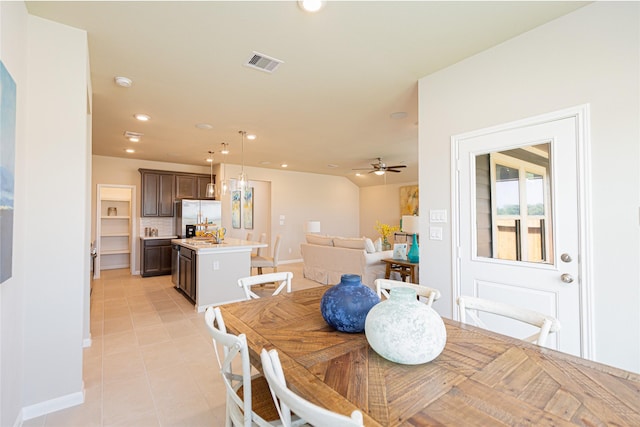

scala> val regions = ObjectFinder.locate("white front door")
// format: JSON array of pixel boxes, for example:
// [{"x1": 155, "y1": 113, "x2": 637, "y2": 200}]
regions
[{"x1": 452, "y1": 106, "x2": 592, "y2": 358}]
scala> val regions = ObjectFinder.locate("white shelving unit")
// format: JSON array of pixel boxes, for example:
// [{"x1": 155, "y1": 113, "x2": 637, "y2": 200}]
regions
[{"x1": 96, "y1": 185, "x2": 136, "y2": 278}]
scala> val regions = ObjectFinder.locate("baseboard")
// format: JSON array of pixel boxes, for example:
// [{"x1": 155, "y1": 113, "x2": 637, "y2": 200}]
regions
[{"x1": 21, "y1": 386, "x2": 85, "y2": 421}]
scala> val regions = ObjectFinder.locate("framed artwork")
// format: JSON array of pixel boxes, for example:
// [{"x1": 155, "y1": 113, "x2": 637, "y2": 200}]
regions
[
  {"x1": 243, "y1": 187, "x2": 254, "y2": 229},
  {"x1": 231, "y1": 190, "x2": 241, "y2": 229},
  {"x1": 400, "y1": 185, "x2": 419, "y2": 216},
  {"x1": 1, "y1": 61, "x2": 16, "y2": 284}
]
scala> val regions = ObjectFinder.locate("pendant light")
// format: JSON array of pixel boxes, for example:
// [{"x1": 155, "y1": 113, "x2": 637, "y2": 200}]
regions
[
  {"x1": 219, "y1": 143, "x2": 229, "y2": 196},
  {"x1": 206, "y1": 150, "x2": 216, "y2": 198},
  {"x1": 238, "y1": 131, "x2": 248, "y2": 190}
]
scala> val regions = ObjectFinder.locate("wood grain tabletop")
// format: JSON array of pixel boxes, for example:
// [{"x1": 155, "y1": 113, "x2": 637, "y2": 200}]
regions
[{"x1": 219, "y1": 286, "x2": 640, "y2": 426}]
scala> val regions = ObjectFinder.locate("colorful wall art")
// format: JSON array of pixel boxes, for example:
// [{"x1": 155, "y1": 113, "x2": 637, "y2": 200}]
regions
[
  {"x1": 243, "y1": 187, "x2": 254, "y2": 229},
  {"x1": 231, "y1": 190, "x2": 241, "y2": 229}
]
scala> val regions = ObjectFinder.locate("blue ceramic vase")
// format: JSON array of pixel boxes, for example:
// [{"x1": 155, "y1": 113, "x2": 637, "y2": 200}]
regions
[
  {"x1": 365, "y1": 287, "x2": 446, "y2": 364},
  {"x1": 320, "y1": 274, "x2": 380, "y2": 333}
]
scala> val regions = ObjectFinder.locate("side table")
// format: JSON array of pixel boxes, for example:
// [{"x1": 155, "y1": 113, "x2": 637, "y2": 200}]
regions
[{"x1": 382, "y1": 258, "x2": 419, "y2": 284}]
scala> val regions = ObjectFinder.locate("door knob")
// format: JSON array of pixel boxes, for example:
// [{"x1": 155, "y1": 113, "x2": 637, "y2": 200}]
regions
[
  {"x1": 560, "y1": 273, "x2": 574, "y2": 283},
  {"x1": 560, "y1": 253, "x2": 572, "y2": 263}
]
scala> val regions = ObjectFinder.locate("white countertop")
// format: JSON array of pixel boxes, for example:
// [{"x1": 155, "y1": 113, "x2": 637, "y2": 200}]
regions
[
  {"x1": 140, "y1": 235, "x2": 178, "y2": 240},
  {"x1": 172, "y1": 237, "x2": 267, "y2": 254}
]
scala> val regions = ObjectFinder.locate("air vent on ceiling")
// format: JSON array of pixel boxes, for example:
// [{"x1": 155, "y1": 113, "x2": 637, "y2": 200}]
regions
[{"x1": 244, "y1": 51, "x2": 284, "y2": 73}]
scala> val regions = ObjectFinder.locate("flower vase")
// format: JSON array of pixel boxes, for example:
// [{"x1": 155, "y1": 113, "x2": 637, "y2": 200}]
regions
[
  {"x1": 365, "y1": 287, "x2": 446, "y2": 364},
  {"x1": 382, "y1": 237, "x2": 391, "y2": 251},
  {"x1": 320, "y1": 274, "x2": 380, "y2": 333}
]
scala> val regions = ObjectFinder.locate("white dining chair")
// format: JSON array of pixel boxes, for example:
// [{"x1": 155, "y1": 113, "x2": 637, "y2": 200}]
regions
[
  {"x1": 457, "y1": 295, "x2": 561, "y2": 347},
  {"x1": 255, "y1": 232, "x2": 268, "y2": 257},
  {"x1": 374, "y1": 278, "x2": 441, "y2": 306},
  {"x1": 252, "y1": 235, "x2": 281, "y2": 274},
  {"x1": 260, "y1": 348, "x2": 364, "y2": 427},
  {"x1": 204, "y1": 306, "x2": 285, "y2": 427},
  {"x1": 238, "y1": 271, "x2": 293, "y2": 300}
]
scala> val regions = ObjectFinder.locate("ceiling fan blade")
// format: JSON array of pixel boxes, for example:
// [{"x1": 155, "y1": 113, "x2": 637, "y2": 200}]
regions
[
  {"x1": 387, "y1": 169, "x2": 402, "y2": 173},
  {"x1": 386, "y1": 165, "x2": 407, "y2": 169}
]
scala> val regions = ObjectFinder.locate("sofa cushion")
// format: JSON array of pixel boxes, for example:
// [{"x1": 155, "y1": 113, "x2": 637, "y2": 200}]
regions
[
  {"x1": 364, "y1": 238, "x2": 376, "y2": 253},
  {"x1": 306, "y1": 234, "x2": 334, "y2": 246},
  {"x1": 334, "y1": 237, "x2": 366, "y2": 250},
  {"x1": 374, "y1": 237, "x2": 382, "y2": 252}
]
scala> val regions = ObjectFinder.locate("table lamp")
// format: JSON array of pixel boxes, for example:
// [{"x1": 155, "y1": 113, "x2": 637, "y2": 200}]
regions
[{"x1": 402, "y1": 215, "x2": 420, "y2": 263}]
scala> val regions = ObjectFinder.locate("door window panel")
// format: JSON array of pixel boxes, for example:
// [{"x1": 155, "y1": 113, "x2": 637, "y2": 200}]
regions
[{"x1": 476, "y1": 143, "x2": 552, "y2": 264}]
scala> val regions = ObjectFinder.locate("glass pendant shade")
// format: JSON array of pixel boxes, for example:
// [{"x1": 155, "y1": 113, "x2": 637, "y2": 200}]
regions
[
  {"x1": 206, "y1": 182, "x2": 215, "y2": 197},
  {"x1": 237, "y1": 171, "x2": 248, "y2": 190}
]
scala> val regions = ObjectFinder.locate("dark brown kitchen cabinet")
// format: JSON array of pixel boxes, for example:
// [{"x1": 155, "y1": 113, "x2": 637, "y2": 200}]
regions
[
  {"x1": 197, "y1": 175, "x2": 214, "y2": 198},
  {"x1": 176, "y1": 174, "x2": 216, "y2": 200},
  {"x1": 175, "y1": 175, "x2": 197, "y2": 200},
  {"x1": 178, "y1": 247, "x2": 196, "y2": 301},
  {"x1": 140, "y1": 169, "x2": 175, "y2": 217},
  {"x1": 141, "y1": 239, "x2": 172, "y2": 277}
]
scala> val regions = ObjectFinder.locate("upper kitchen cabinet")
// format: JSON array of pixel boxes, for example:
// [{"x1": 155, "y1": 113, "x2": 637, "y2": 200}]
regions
[
  {"x1": 176, "y1": 173, "x2": 216, "y2": 200},
  {"x1": 197, "y1": 175, "x2": 215, "y2": 199},
  {"x1": 140, "y1": 169, "x2": 175, "y2": 217}
]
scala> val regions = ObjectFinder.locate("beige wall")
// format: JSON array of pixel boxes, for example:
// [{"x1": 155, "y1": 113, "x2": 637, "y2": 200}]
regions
[
  {"x1": 418, "y1": 2, "x2": 639, "y2": 373},
  {"x1": 93, "y1": 156, "x2": 377, "y2": 270},
  {"x1": 360, "y1": 182, "x2": 418, "y2": 242}
]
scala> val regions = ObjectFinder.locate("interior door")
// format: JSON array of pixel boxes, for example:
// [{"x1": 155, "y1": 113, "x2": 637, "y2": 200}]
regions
[{"x1": 454, "y1": 111, "x2": 588, "y2": 357}]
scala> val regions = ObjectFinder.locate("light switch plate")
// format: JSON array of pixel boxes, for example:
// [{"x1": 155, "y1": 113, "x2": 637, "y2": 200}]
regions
[
  {"x1": 430, "y1": 209, "x2": 447, "y2": 223},
  {"x1": 429, "y1": 226, "x2": 443, "y2": 240}
]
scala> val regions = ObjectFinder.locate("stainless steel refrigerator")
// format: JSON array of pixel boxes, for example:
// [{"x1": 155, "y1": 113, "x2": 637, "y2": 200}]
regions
[{"x1": 175, "y1": 199, "x2": 222, "y2": 238}]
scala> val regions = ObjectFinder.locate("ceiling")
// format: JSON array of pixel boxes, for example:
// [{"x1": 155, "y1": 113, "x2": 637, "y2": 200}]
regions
[{"x1": 26, "y1": 1, "x2": 586, "y2": 186}]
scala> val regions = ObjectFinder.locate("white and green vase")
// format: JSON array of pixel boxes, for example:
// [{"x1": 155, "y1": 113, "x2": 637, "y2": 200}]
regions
[{"x1": 364, "y1": 287, "x2": 446, "y2": 364}]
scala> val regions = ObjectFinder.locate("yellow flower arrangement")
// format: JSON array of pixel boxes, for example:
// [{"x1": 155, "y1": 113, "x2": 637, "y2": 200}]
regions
[{"x1": 375, "y1": 221, "x2": 399, "y2": 240}]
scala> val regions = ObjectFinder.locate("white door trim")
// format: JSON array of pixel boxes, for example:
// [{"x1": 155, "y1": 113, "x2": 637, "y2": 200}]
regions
[{"x1": 450, "y1": 104, "x2": 594, "y2": 360}]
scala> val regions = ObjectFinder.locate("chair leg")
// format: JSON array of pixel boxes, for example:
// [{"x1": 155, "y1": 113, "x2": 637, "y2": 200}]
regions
[{"x1": 258, "y1": 267, "x2": 263, "y2": 275}]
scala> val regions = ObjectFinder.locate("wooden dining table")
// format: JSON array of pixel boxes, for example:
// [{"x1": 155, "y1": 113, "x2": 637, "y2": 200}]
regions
[{"x1": 219, "y1": 286, "x2": 640, "y2": 426}]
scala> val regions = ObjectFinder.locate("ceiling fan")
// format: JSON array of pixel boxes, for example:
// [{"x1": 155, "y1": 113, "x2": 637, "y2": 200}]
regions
[{"x1": 353, "y1": 158, "x2": 406, "y2": 175}]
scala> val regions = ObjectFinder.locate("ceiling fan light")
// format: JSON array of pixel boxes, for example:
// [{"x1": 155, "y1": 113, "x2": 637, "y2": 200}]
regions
[{"x1": 374, "y1": 170, "x2": 386, "y2": 176}]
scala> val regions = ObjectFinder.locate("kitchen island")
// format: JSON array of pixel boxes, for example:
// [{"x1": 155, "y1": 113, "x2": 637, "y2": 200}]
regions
[{"x1": 171, "y1": 237, "x2": 267, "y2": 312}]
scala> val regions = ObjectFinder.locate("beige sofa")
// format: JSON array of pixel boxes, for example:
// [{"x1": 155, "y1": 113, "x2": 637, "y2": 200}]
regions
[{"x1": 300, "y1": 234, "x2": 393, "y2": 288}]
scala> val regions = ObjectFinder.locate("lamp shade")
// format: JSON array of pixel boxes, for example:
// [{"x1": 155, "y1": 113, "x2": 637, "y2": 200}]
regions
[
  {"x1": 401, "y1": 215, "x2": 420, "y2": 234},
  {"x1": 306, "y1": 221, "x2": 321, "y2": 234}
]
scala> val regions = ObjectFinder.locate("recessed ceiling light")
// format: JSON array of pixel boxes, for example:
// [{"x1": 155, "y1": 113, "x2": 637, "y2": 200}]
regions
[
  {"x1": 390, "y1": 111, "x2": 408, "y2": 119},
  {"x1": 355, "y1": 173, "x2": 363, "y2": 177},
  {"x1": 134, "y1": 113, "x2": 150, "y2": 121},
  {"x1": 247, "y1": 134, "x2": 256, "y2": 140},
  {"x1": 114, "y1": 76, "x2": 132, "y2": 87},
  {"x1": 129, "y1": 137, "x2": 140, "y2": 143},
  {"x1": 195, "y1": 123, "x2": 213, "y2": 130},
  {"x1": 206, "y1": 158, "x2": 213, "y2": 163},
  {"x1": 298, "y1": 0, "x2": 326, "y2": 13},
  {"x1": 125, "y1": 148, "x2": 135, "y2": 153},
  {"x1": 281, "y1": 163, "x2": 288, "y2": 168}
]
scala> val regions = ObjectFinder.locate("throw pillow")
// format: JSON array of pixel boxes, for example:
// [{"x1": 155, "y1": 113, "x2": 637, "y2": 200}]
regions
[
  {"x1": 374, "y1": 237, "x2": 382, "y2": 252},
  {"x1": 364, "y1": 238, "x2": 376, "y2": 253},
  {"x1": 334, "y1": 237, "x2": 366, "y2": 250},
  {"x1": 306, "y1": 234, "x2": 334, "y2": 246}
]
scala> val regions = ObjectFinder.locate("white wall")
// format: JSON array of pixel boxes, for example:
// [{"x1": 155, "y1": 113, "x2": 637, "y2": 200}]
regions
[
  {"x1": 0, "y1": 2, "x2": 28, "y2": 425},
  {"x1": 22, "y1": 14, "x2": 90, "y2": 415},
  {"x1": 419, "y1": 2, "x2": 639, "y2": 373},
  {"x1": 0, "y1": 8, "x2": 90, "y2": 424}
]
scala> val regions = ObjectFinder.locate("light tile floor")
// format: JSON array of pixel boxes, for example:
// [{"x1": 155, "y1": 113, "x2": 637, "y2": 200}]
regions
[{"x1": 24, "y1": 263, "x2": 321, "y2": 427}]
